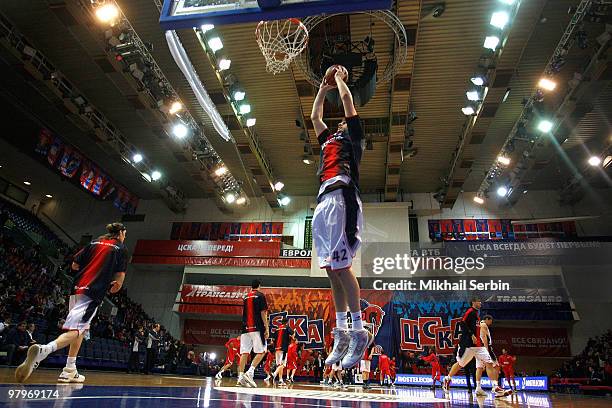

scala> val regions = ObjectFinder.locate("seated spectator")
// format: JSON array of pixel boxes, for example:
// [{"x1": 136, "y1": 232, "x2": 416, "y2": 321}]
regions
[{"x1": 10, "y1": 321, "x2": 31, "y2": 365}]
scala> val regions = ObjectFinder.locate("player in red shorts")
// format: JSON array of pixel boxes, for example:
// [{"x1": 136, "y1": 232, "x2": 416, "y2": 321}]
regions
[
  {"x1": 216, "y1": 336, "x2": 240, "y2": 379},
  {"x1": 286, "y1": 339, "x2": 299, "y2": 383},
  {"x1": 263, "y1": 344, "x2": 275, "y2": 382},
  {"x1": 421, "y1": 347, "x2": 442, "y2": 390},
  {"x1": 390, "y1": 357, "x2": 397, "y2": 385},
  {"x1": 498, "y1": 348, "x2": 517, "y2": 392},
  {"x1": 378, "y1": 349, "x2": 392, "y2": 387}
]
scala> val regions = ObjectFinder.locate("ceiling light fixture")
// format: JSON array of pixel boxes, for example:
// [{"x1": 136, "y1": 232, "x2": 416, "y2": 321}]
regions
[
  {"x1": 246, "y1": 118, "x2": 256, "y2": 127},
  {"x1": 497, "y1": 155, "x2": 511, "y2": 166},
  {"x1": 215, "y1": 166, "x2": 228, "y2": 176},
  {"x1": 239, "y1": 103, "x2": 251, "y2": 115},
  {"x1": 470, "y1": 75, "x2": 486, "y2": 86},
  {"x1": 466, "y1": 90, "x2": 480, "y2": 101},
  {"x1": 273, "y1": 181, "x2": 284, "y2": 191},
  {"x1": 537, "y1": 120, "x2": 553, "y2": 133},
  {"x1": 473, "y1": 196, "x2": 484, "y2": 204},
  {"x1": 225, "y1": 192, "x2": 236, "y2": 204},
  {"x1": 172, "y1": 123, "x2": 188, "y2": 138},
  {"x1": 95, "y1": 3, "x2": 119, "y2": 23},
  {"x1": 45, "y1": 194, "x2": 53, "y2": 198},
  {"x1": 278, "y1": 195, "x2": 291, "y2": 206},
  {"x1": 484, "y1": 36, "x2": 500, "y2": 51},
  {"x1": 588, "y1": 156, "x2": 602, "y2": 166},
  {"x1": 151, "y1": 170, "x2": 162, "y2": 181},
  {"x1": 490, "y1": 11, "x2": 510, "y2": 29},
  {"x1": 462, "y1": 106, "x2": 476, "y2": 116},
  {"x1": 232, "y1": 90, "x2": 246, "y2": 101},
  {"x1": 236, "y1": 197, "x2": 246, "y2": 205},
  {"x1": 207, "y1": 37, "x2": 223, "y2": 53},
  {"x1": 538, "y1": 78, "x2": 557, "y2": 91},
  {"x1": 132, "y1": 153, "x2": 143, "y2": 163},
  {"x1": 497, "y1": 186, "x2": 508, "y2": 197},
  {"x1": 218, "y1": 58, "x2": 231, "y2": 71},
  {"x1": 201, "y1": 24, "x2": 215, "y2": 33},
  {"x1": 23, "y1": 181, "x2": 31, "y2": 186},
  {"x1": 169, "y1": 101, "x2": 183, "y2": 115}
]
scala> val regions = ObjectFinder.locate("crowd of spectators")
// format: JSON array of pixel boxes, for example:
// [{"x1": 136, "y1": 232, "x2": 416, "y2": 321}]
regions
[{"x1": 554, "y1": 330, "x2": 612, "y2": 385}]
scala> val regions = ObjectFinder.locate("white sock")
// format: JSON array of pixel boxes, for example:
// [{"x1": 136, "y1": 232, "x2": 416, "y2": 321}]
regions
[
  {"x1": 247, "y1": 366, "x2": 255, "y2": 376},
  {"x1": 66, "y1": 357, "x2": 77, "y2": 370},
  {"x1": 336, "y1": 312, "x2": 348, "y2": 330},
  {"x1": 350, "y1": 311, "x2": 363, "y2": 330}
]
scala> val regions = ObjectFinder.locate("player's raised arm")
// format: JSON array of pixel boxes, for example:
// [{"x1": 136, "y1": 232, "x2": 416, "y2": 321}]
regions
[
  {"x1": 335, "y1": 68, "x2": 357, "y2": 118},
  {"x1": 311, "y1": 81, "x2": 334, "y2": 136}
]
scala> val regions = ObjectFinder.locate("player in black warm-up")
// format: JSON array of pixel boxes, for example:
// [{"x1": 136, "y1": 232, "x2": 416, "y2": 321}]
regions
[{"x1": 16, "y1": 223, "x2": 128, "y2": 383}]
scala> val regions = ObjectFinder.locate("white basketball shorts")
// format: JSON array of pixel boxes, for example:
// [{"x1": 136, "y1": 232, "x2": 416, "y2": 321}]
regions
[
  {"x1": 313, "y1": 188, "x2": 363, "y2": 271},
  {"x1": 456, "y1": 346, "x2": 494, "y2": 368},
  {"x1": 275, "y1": 350, "x2": 287, "y2": 366},
  {"x1": 62, "y1": 294, "x2": 99, "y2": 334},
  {"x1": 360, "y1": 360, "x2": 371, "y2": 372},
  {"x1": 240, "y1": 331, "x2": 266, "y2": 354}
]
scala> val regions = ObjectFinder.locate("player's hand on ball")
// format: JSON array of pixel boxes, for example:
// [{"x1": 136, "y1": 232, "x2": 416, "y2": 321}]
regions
[
  {"x1": 334, "y1": 66, "x2": 348, "y2": 83},
  {"x1": 319, "y1": 80, "x2": 335, "y2": 92},
  {"x1": 110, "y1": 280, "x2": 121, "y2": 293}
]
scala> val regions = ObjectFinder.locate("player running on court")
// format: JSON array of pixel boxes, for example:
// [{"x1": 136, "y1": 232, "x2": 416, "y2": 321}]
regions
[
  {"x1": 310, "y1": 65, "x2": 372, "y2": 370},
  {"x1": 421, "y1": 347, "x2": 442, "y2": 390},
  {"x1": 442, "y1": 297, "x2": 507, "y2": 397},
  {"x1": 216, "y1": 336, "x2": 240, "y2": 379},
  {"x1": 16, "y1": 223, "x2": 129, "y2": 383},
  {"x1": 237, "y1": 280, "x2": 269, "y2": 388},
  {"x1": 272, "y1": 317, "x2": 294, "y2": 386}
]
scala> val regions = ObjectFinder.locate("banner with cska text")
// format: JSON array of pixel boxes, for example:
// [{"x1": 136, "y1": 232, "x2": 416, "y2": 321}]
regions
[{"x1": 176, "y1": 280, "x2": 571, "y2": 357}]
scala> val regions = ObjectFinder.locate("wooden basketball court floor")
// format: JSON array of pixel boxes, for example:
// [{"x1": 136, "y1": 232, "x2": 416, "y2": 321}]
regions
[{"x1": 0, "y1": 368, "x2": 610, "y2": 407}]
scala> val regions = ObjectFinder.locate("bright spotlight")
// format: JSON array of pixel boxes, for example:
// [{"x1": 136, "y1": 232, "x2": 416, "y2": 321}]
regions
[
  {"x1": 169, "y1": 101, "x2": 183, "y2": 115},
  {"x1": 143, "y1": 173, "x2": 152, "y2": 182},
  {"x1": 588, "y1": 156, "x2": 602, "y2": 166},
  {"x1": 466, "y1": 90, "x2": 480, "y2": 101},
  {"x1": 537, "y1": 120, "x2": 553, "y2": 133},
  {"x1": 273, "y1": 181, "x2": 284, "y2": 191},
  {"x1": 233, "y1": 90, "x2": 246, "y2": 101},
  {"x1": 462, "y1": 106, "x2": 475, "y2": 116},
  {"x1": 225, "y1": 193, "x2": 236, "y2": 204},
  {"x1": 45, "y1": 194, "x2": 53, "y2": 199},
  {"x1": 490, "y1": 11, "x2": 510, "y2": 29},
  {"x1": 497, "y1": 186, "x2": 508, "y2": 197},
  {"x1": 23, "y1": 181, "x2": 31, "y2": 186},
  {"x1": 201, "y1": 24, "x2": 214, "y2": 33},
  {"x1": 236, "y1": 197, "x2": 246, "y2": 205},
  {"x1": 302, "y1": 156, "x2": 313, "y2": 165},
  {"x1": 209, "y1": 352, "x2": 217, "y2": 361},
  {"x1": 239, "y1": 104, "x2": 251, "y2": 115},
  {"x1": 215, "y1": 166, "x2": 228, "y2": 176},
  {"x1": 484, "y1": 36, "x2": 500, "y2": 51},
  {"x1": 279, "y1": 196, "x2": 291, "y2": 206},
  {"x1": 246, "y1": 118, "x2": 257, "y2": 127},
  {"x1": 473, "y1": 196, "x2": 484, "y2": 204},
  {"x1": 132, "y1": 153, "x2": 143, "y2": 163},
  {"x1": 172, "y1": 123, "x2": 188, "y2": 138},
  {"x1": 95, "y1": 3, "x2": 119, "y2": 23},
  {"x1": 151, "y1": 170, "x2": 162, "y2": 181},
  {"x1": 207, "y1": 37, "x2": 223, "y2": 53},
  {"x1": 497, "y1": 155, "x2": 511, "y2": 166},
  {"x1": 499, "y1": 0, "x2": 516, "y2": 4},
  {"x1": 538, "y1": 78, "x2": 557, "y2": 91},
  {"x1": 470, "y1": 76, "x2": 485, "y2": 86},
  {"x1": 218, "y1": 58, "x2": 231, "y2": 71}
]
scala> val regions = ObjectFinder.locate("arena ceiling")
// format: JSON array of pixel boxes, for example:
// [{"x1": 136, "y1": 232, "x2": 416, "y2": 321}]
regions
[{"x1": 0, "y1": 0, "x2": 610, "y2": 209}]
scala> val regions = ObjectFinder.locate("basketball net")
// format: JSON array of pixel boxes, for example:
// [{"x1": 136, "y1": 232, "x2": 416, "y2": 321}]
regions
[{"x1": 255, "y1": 18, "x2": 308, "y2": 75}]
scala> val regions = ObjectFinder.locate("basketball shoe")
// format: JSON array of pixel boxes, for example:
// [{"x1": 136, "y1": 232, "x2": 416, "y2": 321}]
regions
[
  {"x1": 58, "y1": 367, "x2": 85, "y2": 383},
  {"x1": 325, "y1": 328, "x2": 350, "y2": 365},
  {"x1": 15, "y1": 344, "x2": 42, "y2": 383},
  {"x1": 340, "y1": 329, "x2": 372, "y2": 369}
]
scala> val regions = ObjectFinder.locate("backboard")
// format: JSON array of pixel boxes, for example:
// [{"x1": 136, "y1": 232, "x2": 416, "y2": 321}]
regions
[{"x1": 160, "y1": 0, "x2": 393, "y2": 30}]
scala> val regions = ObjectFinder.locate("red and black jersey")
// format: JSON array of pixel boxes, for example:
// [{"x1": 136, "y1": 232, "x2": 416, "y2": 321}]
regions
[
  {"x1": 317, "y1": 115, "x2": 364, "y2": 194},
  {"x1": 72, "y1": 238, "x2": 128, "y2": 302},
  {"x1": 241, "y1": 290, "x2": 268, "y2": 334},
  {"x1": 274, "y1": 324, "x2": 294, "y2": 352},
  {"x1": 459, "y1": 307, "x2": 481, "y2": 347}
]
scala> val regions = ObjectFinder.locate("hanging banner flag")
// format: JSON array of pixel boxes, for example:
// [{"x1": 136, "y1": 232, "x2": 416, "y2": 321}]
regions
[
  {"x1": 57, "y1": 146, "x2": 82, "y2": 178},
  {"x1": 35, "y1": 128, "x2": 54, "y2": 155},
  {"x1": 47, "y1": 137, "x2": 63, "y2": 167}
]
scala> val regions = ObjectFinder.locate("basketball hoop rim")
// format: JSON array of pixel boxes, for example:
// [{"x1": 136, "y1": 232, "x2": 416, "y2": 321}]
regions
[{"x1": 255, "y1": 17, "x2": 308, "y2": 45}]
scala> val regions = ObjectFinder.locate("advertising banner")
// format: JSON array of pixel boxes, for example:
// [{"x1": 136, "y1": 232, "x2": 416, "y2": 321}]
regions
[
  {"x1": 175, "y1": 283, "x2": 571, "y2": 356},
  {"x1": 395, "y1": 374, "x2": 548, "y2": 391},
  {"x1": 133, "y1": 240, "x2": 281, "y2": 258},
  {"x1": 182, "y1": 319, "x2": 242, "y2": 345},
  {"x1": 428, "y1": 219, "x2": 576, "y2": 242}
]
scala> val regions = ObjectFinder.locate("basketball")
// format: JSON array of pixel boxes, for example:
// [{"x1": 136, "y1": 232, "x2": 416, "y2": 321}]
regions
[{"x1": 323, "y1": 65, "x2": 348, "y2": 86}]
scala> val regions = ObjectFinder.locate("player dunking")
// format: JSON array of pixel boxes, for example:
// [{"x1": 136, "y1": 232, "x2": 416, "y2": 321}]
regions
[
  {"x1": 16, "y1": 223, "x2": 128, "y2": 383},
  {"x1": 442, "y1": 297, "x2": 507, "y2": 397},
  {"x1": 310, "y1": 65, "x2": 372, "y2": 370},
  {"x1": 216, "y1": 335, "x2": 240, "y2": 379},
  {"x1": 499, "y1": 348, "x2": 518, "y2": 392},
  {"x1": 237, "y1": 280, "x2": 269, "y2": 388}
]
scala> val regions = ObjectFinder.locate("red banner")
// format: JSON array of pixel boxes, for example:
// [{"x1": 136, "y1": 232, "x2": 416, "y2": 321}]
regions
[
  {"x1": 131, "y1": 255, "x2": 309, "y2": 268},
  {"x1": 133, "y1": 240, "x2": 281, "y2": 258},
  {"x1": 491, "y1": 327, "x2": 571, "y2": 357},
  {"x1": 171, "y1": 221, "x2": 284, "y2": 241},
  {"x1": 183, "y1": 319, "x2": 242, "y2": 345}
]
